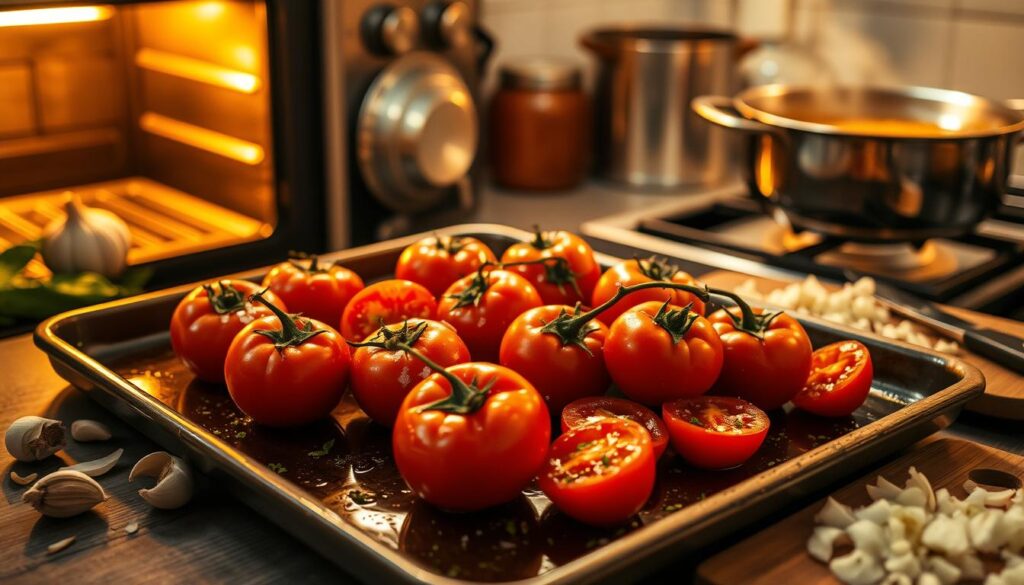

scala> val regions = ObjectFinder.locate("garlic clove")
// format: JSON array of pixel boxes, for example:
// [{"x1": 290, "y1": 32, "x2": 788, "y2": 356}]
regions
[
  {"x1": 867, "y1": 474, "x2": 902, "y2": 501},
  {"x1": 816, "y1": 496, "x2": 858, "y2": 528},
  {"x1": 22, "y1": 469, "x2": 107, "y2": 518},
  {"x1": 70, "y1": 420, "x2": 112, "y2": 442},
  {"x1": 881, "y1": 574, "x2": 912, "y2": 585},
  {"x1": 10, "y1": 471, "x2": 37, "y2": 486},
  {"x1": 847, "y1": 519, "x2": 887, "y2": 558},
  {"x1": 922, "y1": 514, "x2": 970, "y2": 557},
  {"x1": 130, "y1": 451, "x2": 194, "y2": 510},
  {"x1": 907, "y1": 466, "x2": 936, "y2": 511},
  {"x1": 46, "y1": 536, "x2": 76, "y2": 555},
  {"x1": 5, "y1": 416, "x2": 66, "y2": 462},
  {"x1": 807, "y1": 525, "x2": 846, "y2": 562},
  {"x1": 925, "y1": 556, "x2": 962, "y2": 585},
  {"x1": 61, "y1": 448, "x2": 123, "y2": 477},
  {"x1": 829, "y1": 548, "x2": 885, "y2": 585},
  {"x1": 854, "y1": 498, "x2": 892, "y2": 525}
]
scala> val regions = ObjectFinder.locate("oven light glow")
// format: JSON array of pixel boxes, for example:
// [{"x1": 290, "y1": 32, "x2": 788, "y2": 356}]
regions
[
  {"x1": 937, "y1": 113, "x2": 964, "y2": 132},
  {"x1": 136, "y1": 49, "x2": 260, "y2": 94},
  {"x1": 139, "y1": 112, "x2": 264, "y2": 165},
  {"x1": 0, "y1": 5, "x2": 113, "y2": 27}
]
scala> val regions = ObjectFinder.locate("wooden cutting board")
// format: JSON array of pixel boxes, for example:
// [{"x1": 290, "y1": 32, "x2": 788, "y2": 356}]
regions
[
  {"x1": 697, "y1": 438, "x2": 1024, "y2": 585},
  {"x1": 701, "y1": 270, "x2": 1024, "y2": 420}
]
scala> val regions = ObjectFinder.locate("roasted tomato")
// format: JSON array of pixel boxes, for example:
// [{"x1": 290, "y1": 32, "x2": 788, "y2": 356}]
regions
[
  {"x1": 708, "y1": 300, "x2": 813, "y2": 411},
  {"x1": 662, "y1": 396, "x2": 769, "y2": 469},
  {"x1": 224, "y1": 292, "x2": 350, "y2": 427},
  {"x1": 499, "y1": 304, "x2": 610, "y2": 413},
  {"x1": 170, "y1": 280, "x2": 286, "y2": 383},
  {"x1": 261, "y1": 255, "x2": 364, "y2": 326},
  {"x1": 604, "y1": 300, "x2": 723, "y2": 405},
  {"x1": 437, "y1": 268, "x2": 543, "y2": 362},
  {"x1": 349, "y1": 319, "x2": 471, "y2": 426},
  {"x1": 393, "y1": 360, "x2": 550, "y2": 511},
  {"x1": 793, "y1": 340, "x2": 874, "y2": 417},
  {"x1": 561, "y1": 396, "x2": 669, "y2": 459},
  {"x1": 340, "y1": 279, "x2": 437, "y2": 341},
  {"x1": 538, "y1": 418, "x2": 655, "y2": 526},
  {"x1": 590, "y1": 257, "x2": 706, "y2": 325},
  {"x1": 394, "y1": 235, "x2": 498, "y2": 297},
  {"x1": 499, "y1": 227, "x2": 600, "y2": 306}
]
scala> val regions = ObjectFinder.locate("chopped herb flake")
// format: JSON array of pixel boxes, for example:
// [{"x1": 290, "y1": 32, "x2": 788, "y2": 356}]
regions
[
  {"x1": 308, "y1": 439, "x2": 335, "y2": 459},
  {"x1": 268, "y1": 463, "x2": 287, "y2": 474}
]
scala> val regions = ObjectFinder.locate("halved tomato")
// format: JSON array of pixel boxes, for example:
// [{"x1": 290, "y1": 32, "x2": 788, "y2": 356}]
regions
[
  {"x1": 793, "y1": 340, "x2": 873, "y2": 417},
  {"x1": 560, "y1": 396, "x2": 668, "y2": 459},
  {"x1": 538, "y1": 418, "x2": 655, "y2": 527},
  {"x1": 662, "y1": 397, "x2": 769, "y2": 469}
]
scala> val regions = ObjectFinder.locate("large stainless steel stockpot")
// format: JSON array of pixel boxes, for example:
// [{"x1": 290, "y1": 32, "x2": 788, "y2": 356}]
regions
[
  {"x1": 582, "y1": 28, "x2": 737, "y2": 189},
  {"x1": 693, "y1": 85, "x2": 1024, "y2": 242}
]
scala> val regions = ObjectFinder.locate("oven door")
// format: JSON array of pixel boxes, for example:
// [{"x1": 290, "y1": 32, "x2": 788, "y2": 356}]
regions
[{"x1": 0, "y1": 0, "x2": 324, "y2": 287}]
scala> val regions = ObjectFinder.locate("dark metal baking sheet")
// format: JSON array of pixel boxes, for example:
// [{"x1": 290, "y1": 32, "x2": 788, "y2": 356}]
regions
[{"x1": 35, "y1": 224, "x2": 985, "y2": 584}]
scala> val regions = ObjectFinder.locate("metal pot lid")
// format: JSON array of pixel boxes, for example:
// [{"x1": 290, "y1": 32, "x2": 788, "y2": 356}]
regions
[
  {"x1": 357, "y1": 52, "x2": 478, "y2": 213},
  {"x1": 581, "y1": 27, "x2": 736, "y2": 58},
  {"x1": 733, "y1": 84, "x2": 1024, "y2": 140}
]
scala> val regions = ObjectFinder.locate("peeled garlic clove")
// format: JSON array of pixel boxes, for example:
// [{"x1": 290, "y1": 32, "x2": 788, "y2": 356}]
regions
[
  {"x1": 829, "y1": 548, "x2": 884, "y2": 585},
  {"x1": 854, "y1": 498, "x2": 892, "y2": 525},
  {"x1": 70, "y1": 420, "x2": 111, "y2": 442},
  {"x1": 22, "y1": 469, "x2": 107, "y2": 518},
  {"x1": 907, "y1": 466, "x2": 936, "y2": 511},
  {"x1": 847, "y1": 519, "x2": 887, "y2": 558},
  {"x1": 61, "y1": 448, "x2": 123, "y2": 477},
  {"x1": 807, "y1": 525, "x2": 846, "y2": 562},
  {"x1": 46, "y1": 536, "x2": 76, "y2": 555},
  {"x1": 130, "y1": 451, "x2": 194, "y2": 510},
  {"x1": 5, "y1": 416, "x2": 66, "y2": 462},
  {"x1": 922, "y1": 514, "x2": 970, "y2": 557},
  {"x1": 867, "y1": 474, "x2": 902, "y2": 501},
  {"x1": 10, "y1": 471, "x2": 37, "y2": 486},
  {"x1": 925, "y1": 556, "x2": 962, "y2": 585},
  {"x1": 816, "y1": 496, "x2": 857, "y2": 528}
]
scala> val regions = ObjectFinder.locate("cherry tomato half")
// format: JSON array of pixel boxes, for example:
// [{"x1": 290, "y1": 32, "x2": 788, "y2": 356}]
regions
[
  {"x1": 499, "y1": 305, "x2": 610, "y2": 413},
  {"x1": 538, "y1": 418, "x2": 655, "y2": 526},
  {"x1": 662, "y1": 397, "x2": 769, "y2": 469},
  {"x1": 170, "y1": 280, "x2": 286, "y2": 383},
  {"x1": 437, "y1": 269, "x2": 542, "y2": 362},
  {"x1": 350, "y1": 319, "x2": 471, "y2": 426},
  {"x1": 261, "y1": 256, "x2": 364, "y2": 327},
  {"x1": 604, "y1": 301, "x2": 724, "y2": 405},
  {"x1": 793, "y1": 340, "x2": 874, "y2": 417},
  {"x1": 224, "y1": 294, "x2": 351, "y2": 427},
  {"x1": 340, "y1": 279, "x2": 437, "y2": 341},
  {"x1": 500, "y1": 228, "x2": 600, "y2": 306},
  {"x1": 395, "y1": 235, "x2": 497, "y2": 297},
  {"x1": 709, "y1": 307, "x2": 813, "y2": 411},
  {"x1": 393, "y1": 362, "x2": 550, "y2": 512},
  {"x1": 561, "y1": 396, "x2": 669, "y2": 459},
  {"x1": 591, "y1": 258, "x2": 706, "y2": 325}
]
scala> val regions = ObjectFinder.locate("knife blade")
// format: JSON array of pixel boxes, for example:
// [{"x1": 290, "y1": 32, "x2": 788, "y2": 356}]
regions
[{"x1": 844, "y1": 270, "x2": 1024, "y2": 375}]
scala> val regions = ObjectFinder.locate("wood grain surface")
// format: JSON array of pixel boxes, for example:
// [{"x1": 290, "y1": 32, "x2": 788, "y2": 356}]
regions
[
  {"x1": 701, "y1": 270, "x2": 1024, "y2": 420},
  {"x1": 696, "y1": 438, "x2": 1024, "y2": 585}
]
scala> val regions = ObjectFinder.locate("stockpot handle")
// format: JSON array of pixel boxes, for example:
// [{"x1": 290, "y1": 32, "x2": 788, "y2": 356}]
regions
[{"x1": 691, "y1": 95, "x2": 776, "y2": 133}]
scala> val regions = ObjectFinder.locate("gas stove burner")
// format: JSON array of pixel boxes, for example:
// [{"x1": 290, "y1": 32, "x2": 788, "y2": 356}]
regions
[{"x1": 816, "y1": 241, "x2": 961, "y2": 283}]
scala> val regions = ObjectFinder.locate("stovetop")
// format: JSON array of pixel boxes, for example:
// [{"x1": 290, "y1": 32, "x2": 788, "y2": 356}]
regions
[{"x1": 582, "y1": 192, "x2": 1024, "y2": 320}]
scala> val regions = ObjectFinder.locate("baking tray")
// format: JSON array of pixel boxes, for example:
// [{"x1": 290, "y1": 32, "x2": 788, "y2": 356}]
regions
[{"x1": 35, "y1": 224, "x2": 985, "y2": 584}]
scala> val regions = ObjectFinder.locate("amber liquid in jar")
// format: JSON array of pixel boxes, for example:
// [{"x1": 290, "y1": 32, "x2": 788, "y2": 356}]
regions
[{"x1": 489, "y1": 60, "x2": 590, "y2": 191}]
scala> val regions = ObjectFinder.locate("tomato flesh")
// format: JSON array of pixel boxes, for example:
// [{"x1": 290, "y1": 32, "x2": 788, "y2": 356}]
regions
[
  {"x1": 662, "y1": 397, "x2": 769, "y2": 469},
  {"x1": 793, "y1": 340, "x2": 873, "y2": 417},
  {"x1": 539, "y1": 418, "x2": 655, "y2": 526},
  {"x1": 561, "y1": 396, "x2": 668, "y2": 459}
]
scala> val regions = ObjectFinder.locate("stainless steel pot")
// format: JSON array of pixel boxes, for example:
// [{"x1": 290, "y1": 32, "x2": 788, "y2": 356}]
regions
[
  {"x1": 693, "y1": 85, "x2": 1024, "y2": 242},
  {"x1": 582, "y1": 28, "x2": 737, "y2": 189}
]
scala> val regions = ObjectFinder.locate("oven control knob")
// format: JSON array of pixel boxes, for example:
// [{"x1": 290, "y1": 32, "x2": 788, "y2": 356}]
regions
[
  {"x1": 423, "y1": 1, "x2": 472, "y2": 49},
  {"x1": 362, "y1": 5, "x2": 420, "y2": 56}
]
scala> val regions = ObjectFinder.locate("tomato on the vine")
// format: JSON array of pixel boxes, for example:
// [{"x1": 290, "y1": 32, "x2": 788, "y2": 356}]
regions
[
  {"x1": 349, "y1": 319, "x2": 470, "y2": 426},
  {"x1": 561, "y1": 396, "x2": 669, "y2": 459},
  {"x1": 224, "y1": 292, "x2": 350, "y2": 427},
  {"x1": 261, "y1": 255, "x2": 364, "y2": 326},
  {"x1": 793, "y1": 340, "x2": 873, "y2": 417},
  {"x1": 395, "y1": 235, "x2": 497, "y2": 297},
  {"x1": 499, "y1": 227, "x2": 600, "y2": 306},
  {"x1": 499, "y1": 304, "x2": 610, "y2": 413},
  {"x1": 604, "y1": 300, "x2": 723, "y2": 405},
  {"x1": 437, "y1": 268, "x2": 542, "y2": 362},
  {"x1": 662, "y1": 397, "x2": 769, "y2": 469},
  {"x1": 170, "y1": 280, "x2": 286, "y2": 383},
  {"x1": 708, "y1": 303, "x2": 813, "y2": 411},
  {"x1": 591, "y1": 257, "x2": 706, "y2": 325},
  {"x1": 394, "y1": 361, "x2": 550, "y2": 512},
  {"x1": 538, "y1": 418, "x2": 655, "y2": 526},
  {"x1": 340, "y1": 279, "x2": 437, "y2": 341}
]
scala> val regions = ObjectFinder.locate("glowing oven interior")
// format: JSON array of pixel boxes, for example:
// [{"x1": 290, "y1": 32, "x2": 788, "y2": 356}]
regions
[{"x1": 0, "y1": 1, "x2": 275, "y2": 266}]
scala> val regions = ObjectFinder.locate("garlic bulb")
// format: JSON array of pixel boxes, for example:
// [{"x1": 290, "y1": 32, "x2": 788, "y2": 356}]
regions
[
  {"x1": 5, "y1": 416, "x2": 66, "y2": 462},
  {"x1": 41, "y1": 193, "x2": 131, "y2": 278}
]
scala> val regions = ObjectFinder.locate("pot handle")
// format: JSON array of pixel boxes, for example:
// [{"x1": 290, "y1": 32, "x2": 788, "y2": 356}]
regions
[{"x1": 691, "y1": 95, "x2": 776, "y2": 133}]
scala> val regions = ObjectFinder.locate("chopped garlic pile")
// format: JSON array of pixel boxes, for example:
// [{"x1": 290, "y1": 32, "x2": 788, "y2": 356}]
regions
[
  {"x1": 734, "y1": 276, "x2": 960, "y2": 355},
  {"x1": 809, "y1": 467, "x2": 1024, "y2": 584}
]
